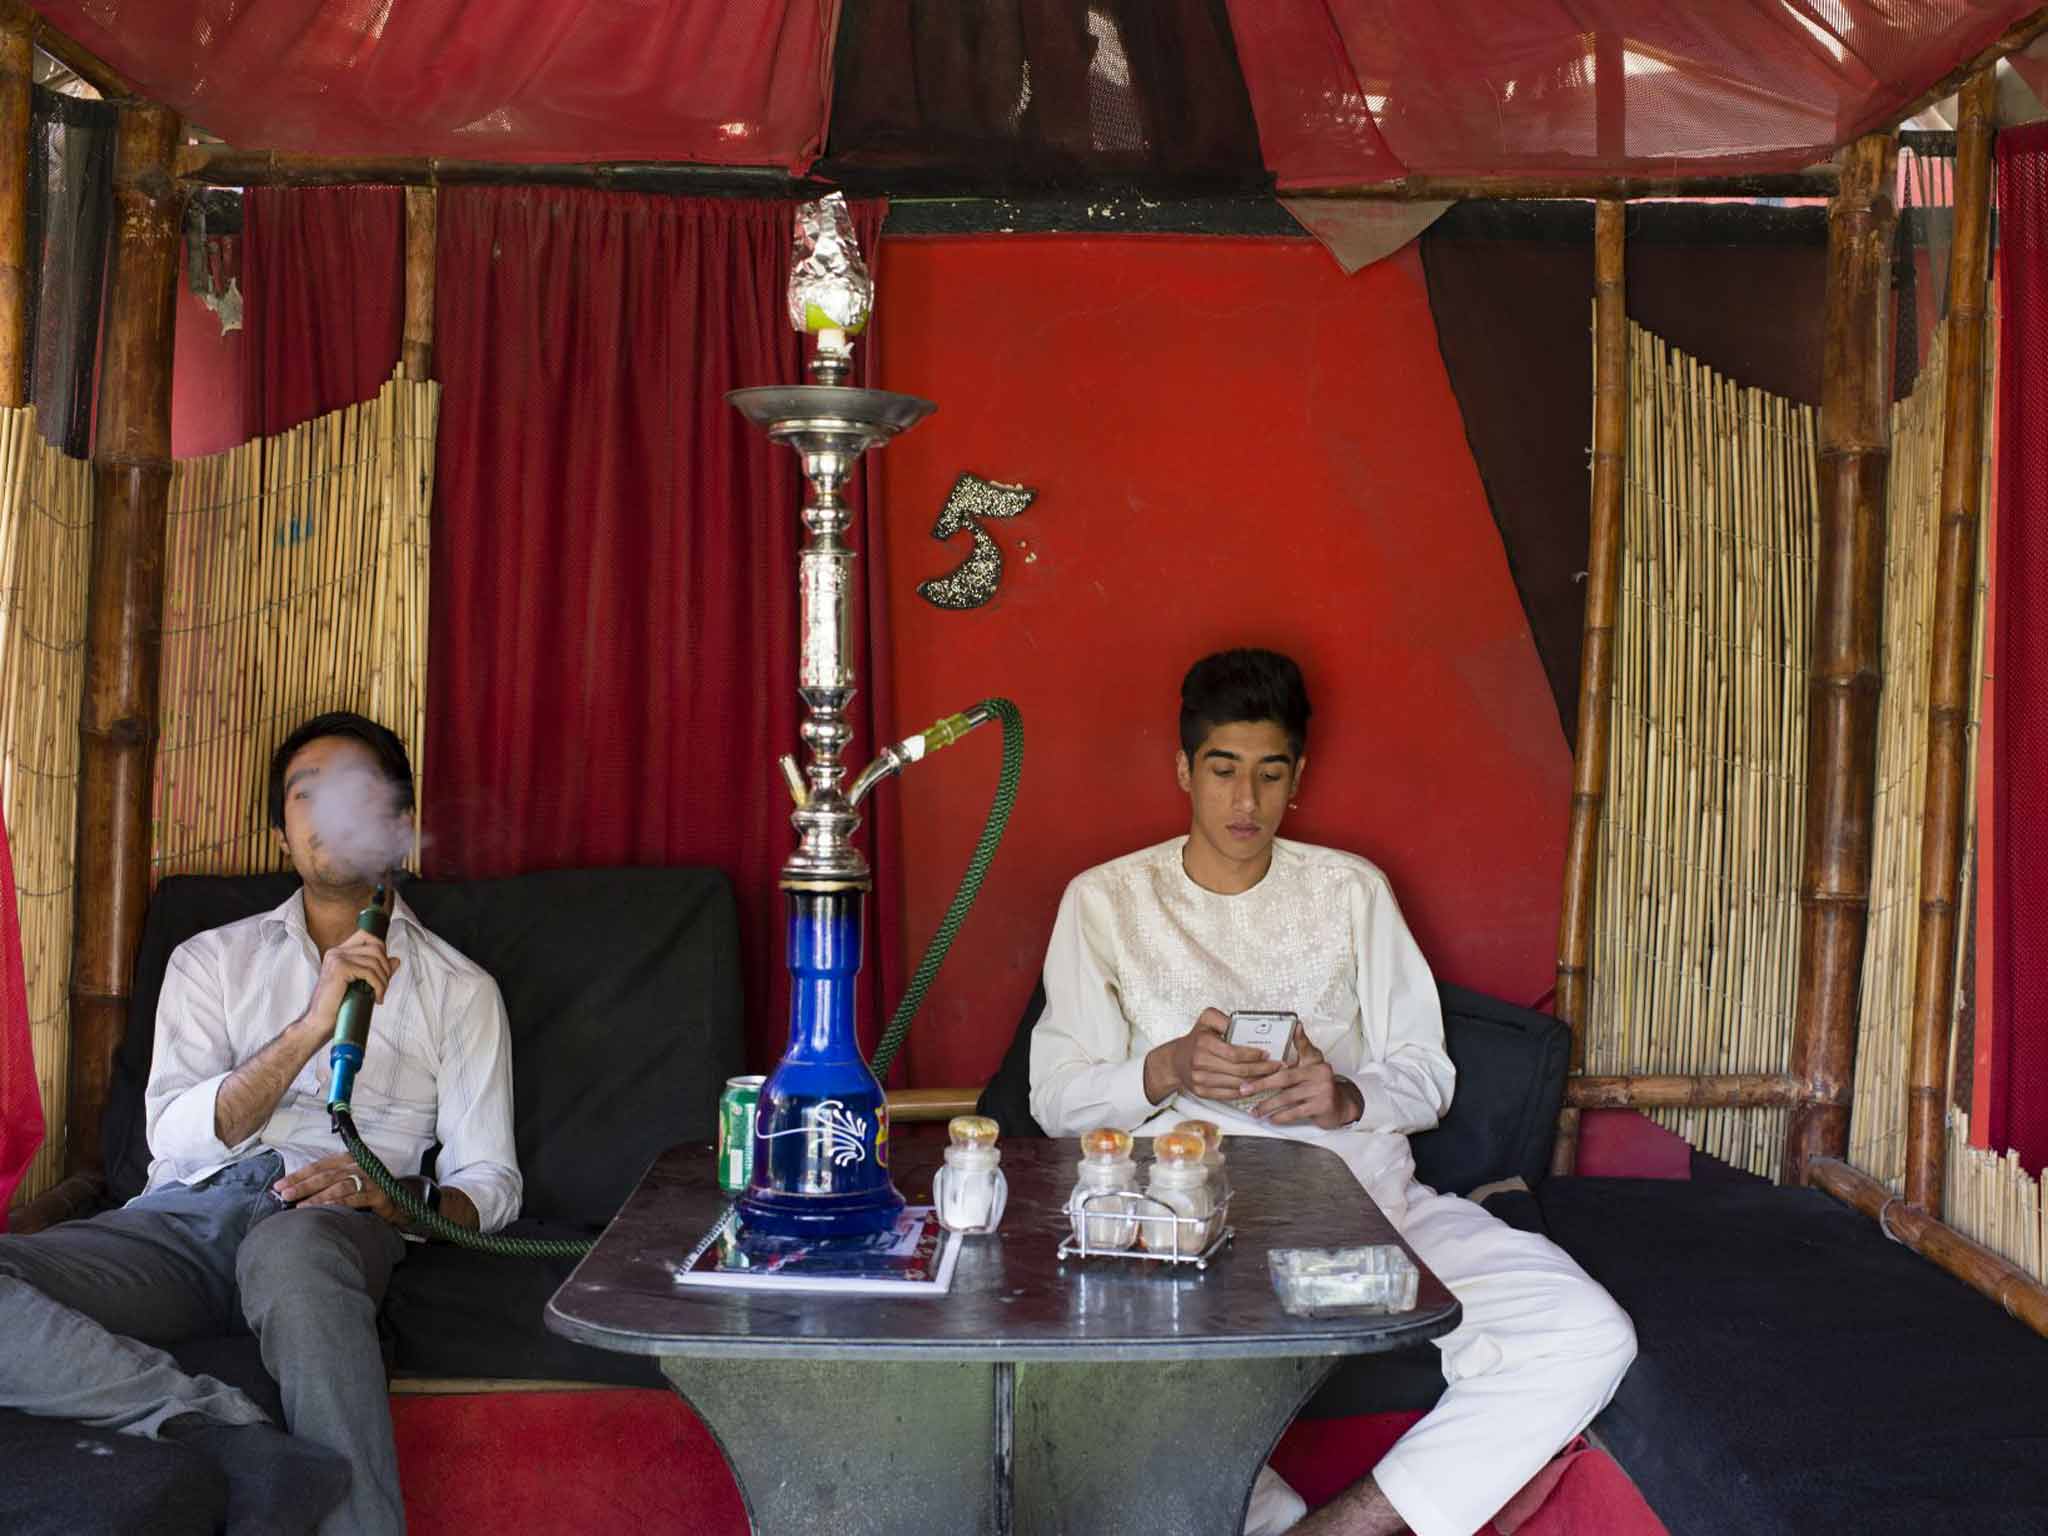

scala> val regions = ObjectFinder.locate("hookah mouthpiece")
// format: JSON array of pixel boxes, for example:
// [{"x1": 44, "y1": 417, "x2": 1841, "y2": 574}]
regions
[{"x1": 327, "y1": 884, "x2": 391, "y2": 1118}]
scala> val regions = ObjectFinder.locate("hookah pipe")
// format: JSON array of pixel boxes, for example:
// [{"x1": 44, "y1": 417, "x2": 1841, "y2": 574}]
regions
[
  {"x1": 325, "y1": 883, "x2": 591, "y2": 1258},
  {"x1": 320, "y1": 701, "x2": 1023, "y2": 1260}
]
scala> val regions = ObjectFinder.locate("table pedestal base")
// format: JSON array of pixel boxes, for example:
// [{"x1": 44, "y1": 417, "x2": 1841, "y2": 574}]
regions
[{"x1": 661, "y1": 1354, "x2": 1336, "y2": 1535}]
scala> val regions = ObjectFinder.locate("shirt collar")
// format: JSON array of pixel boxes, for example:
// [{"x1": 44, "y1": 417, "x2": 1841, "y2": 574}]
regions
[{"x1": 264, "y1": 885, "x2": 420, "y2": 942}]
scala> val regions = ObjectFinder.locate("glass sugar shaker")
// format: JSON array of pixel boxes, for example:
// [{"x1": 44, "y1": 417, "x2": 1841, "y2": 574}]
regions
[
  {"x1": 1173, "y1": 1118, "x2": 1229, "y2": 1244},
  {"x1": 1067, "y1": 1126, "x2": 1140, "y2": 1252},
  {"x1": 933, "y1": 1115, "x2": 1007, "y2": 1234},
  {"x1": 1138, "y1": 1131, "x2": 1216, "y2": 1256}
]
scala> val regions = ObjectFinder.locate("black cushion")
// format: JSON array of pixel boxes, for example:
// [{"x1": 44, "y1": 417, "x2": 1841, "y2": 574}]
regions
[
  {"x1": 1539, "y1": 1176, "x2": 2048, "y2": 1536},
  {"x1": 107, "y1": 866, "x2": 745, "y2": 1224},
  {"x1": 1408, "y1": 983, "x2": 1569, "y2": 1197},
  {"x1": 0, "y1": 1410, "x2": 227, "y2": 1536},
  {"x1": 975, "y1": 979, "x2": 1570, "y2": 1200},
  {"x1": 974, "y1": 981, "x2": 1048, "y2": 1139}
]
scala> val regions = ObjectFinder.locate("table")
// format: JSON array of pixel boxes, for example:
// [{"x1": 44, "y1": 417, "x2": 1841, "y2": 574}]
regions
[{"x1": 547, "y1": 1137, "x2": 1460, "y2": 1535}]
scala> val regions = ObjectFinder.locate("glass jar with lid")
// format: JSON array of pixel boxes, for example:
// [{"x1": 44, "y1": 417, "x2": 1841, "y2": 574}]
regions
[
  {"x1": 933, "y1": 1115, "x2": 1007, "y2": 1234},
  {"x1": 1138, "y1": 1131, "x2": 1216, "y2": 1256},
  {"x1": 1066, "y1": 1126, "x2": 1140, "y2": 1251}
]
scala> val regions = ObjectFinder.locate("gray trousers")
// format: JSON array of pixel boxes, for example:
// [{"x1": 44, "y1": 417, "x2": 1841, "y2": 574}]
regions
[{"x1": 0, "y1": 1151, "x2": 409, "y2": 1535}]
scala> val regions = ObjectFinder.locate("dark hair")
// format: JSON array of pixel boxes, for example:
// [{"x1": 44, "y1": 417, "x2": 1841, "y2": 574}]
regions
[
  {"x1": 1178, "y1": 649, "x2": 1312, "y2": 760},
  {"x1": 267, "y1": 711, "x2": 415, "y2": 831}
]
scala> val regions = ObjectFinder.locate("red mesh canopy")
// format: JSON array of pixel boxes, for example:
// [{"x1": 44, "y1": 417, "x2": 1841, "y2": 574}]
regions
[
  {"x1": 24, "y1": 1, "x2": 2039, "y2": 177},
  {"x1": 1228, "y1": 0, "x2": 2038, "y2": 186},
  {"x1": 24, "y1": 2, "x2": 2039, "y2": 181},
  {"x1": 28, "y1": 0, "x2": 836, "y2": 169}
]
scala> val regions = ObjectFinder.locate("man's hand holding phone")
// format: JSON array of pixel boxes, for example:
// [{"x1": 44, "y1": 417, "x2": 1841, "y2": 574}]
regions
[{"x1": 1144, "y1": 1007, "x2": 1288, "y2": 1105}]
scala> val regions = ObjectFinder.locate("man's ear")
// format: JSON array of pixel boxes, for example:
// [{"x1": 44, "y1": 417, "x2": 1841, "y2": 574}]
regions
[
  {"x1": 271, "y1": 825, "x2": 291, "y2": 861},
  {"x1": 1292, "y1": 754, "x2": 1308, "y2": 795},
  {"x1": 1175, "y1": 750, "x2": 1192, "y2": 793}
]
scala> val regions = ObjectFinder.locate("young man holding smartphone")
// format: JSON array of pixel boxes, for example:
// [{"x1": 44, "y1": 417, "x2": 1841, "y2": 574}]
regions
[{"x1": 1028, "y1": 649, "x2": 1635, "y2": 1536}]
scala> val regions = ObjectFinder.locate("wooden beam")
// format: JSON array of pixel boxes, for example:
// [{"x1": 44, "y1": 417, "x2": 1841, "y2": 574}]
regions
[
  {"x1": 1566, "y1": 1073, "x2": 1805, "y2": 1111},
  {"x1": 0, "y1": 3, "x2": 28, "y2": 407},
  {"x1": 886, "y1": 1087, "x2": 981, "y2": 1123},
  {"x1": 1551, "y1": 197, "x2": 1628, "y2": 1178},
  {"x1": 401, "y1": 186, "x2": 436, "y2": 380},
  {"x1": 1783, "y1": 133, "x2": 1899, "y2": 1189},
  {"x1": 1286, "y1": 170, "x2": 1838, "y2": 202},
  {"x1": 175, "y1": 145, "x2": 796, "y2": 191},
  {"x1": 1905, "y1": 72, "x2": 1997, "y2": 1215},
  {"x1": 1881, "y1": 5, "x2": 2048, "y2": 134},
  {"x1": 3, "y1": 4, "x2": 142, "y2": 102},
  {"x1": 1809, "y1": 1157, "x2": 2048, "y2": 1341},
  {"x1": 66, "y1": 102, "x2": 182, "y2": 1176}
]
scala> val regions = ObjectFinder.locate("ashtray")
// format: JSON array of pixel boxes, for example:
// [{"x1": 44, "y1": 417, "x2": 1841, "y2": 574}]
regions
[{"x1": 1268, "y1": 1245, "x2": 1419, "y2": 1316}]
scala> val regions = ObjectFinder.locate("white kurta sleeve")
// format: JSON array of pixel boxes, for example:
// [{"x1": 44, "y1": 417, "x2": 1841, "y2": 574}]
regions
[
  {"x1": 1347, "y1": 874, "x2": 1455, "y2": 1135},
  {"x1": 146, "y1": 940, "x2": 261, "y2": 1167},
  {"x1": 1029, "y1": 879, "x2": 1155, "y2": 1135},
  {"x1": 430, "y1": 973, "x2": 523, "y2": 1234}
]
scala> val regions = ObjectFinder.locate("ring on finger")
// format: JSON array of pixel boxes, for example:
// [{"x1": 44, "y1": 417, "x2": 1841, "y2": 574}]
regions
[{"x1": 348, "y1": 1173, "x2": 363, "y2": 1195}]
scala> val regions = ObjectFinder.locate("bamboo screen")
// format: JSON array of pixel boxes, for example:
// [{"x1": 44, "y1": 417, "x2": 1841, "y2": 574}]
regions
[
  {"x1": 153, "y1": 370, "x2": 437, "y2": 881},
  {"x1": 0, "y1": 409, "x2": 92, "y2": 1205},
  {"x1": 1848, "y1": 323, "x2": 1990, "y2": 1190},
  {"x1": 1948, "y1": 1110, "x2": 2046, "y2": 1286},
  {"x1": 1585, "y1": 324, "x2": 1819, "y2": 1179}
]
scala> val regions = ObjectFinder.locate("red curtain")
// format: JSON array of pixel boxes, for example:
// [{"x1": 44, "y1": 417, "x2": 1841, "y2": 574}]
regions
[
  {"x1": 0, "y1": 809, "x2": 40, "y2": 1225},
  {"x1": 243, "y1": 186, "x2": 405, "y2": 438},
  {"x1": 425, "y1": 188, "x2": 899, "y2": 1074},
  {"x1": 1992, "y1": 123, "x2": 2048, "y2": 1175}
]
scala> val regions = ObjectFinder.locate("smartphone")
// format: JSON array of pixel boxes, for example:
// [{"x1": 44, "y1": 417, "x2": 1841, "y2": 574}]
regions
[{"x1": 1226, "y1": 1010, "x2": 1298, "y2": 1064}]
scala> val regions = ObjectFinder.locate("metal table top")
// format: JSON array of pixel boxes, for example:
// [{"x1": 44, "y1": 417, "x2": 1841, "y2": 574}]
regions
[{"x1": 547, "y1": 1136, "x2": 1461, "y2": 1363}]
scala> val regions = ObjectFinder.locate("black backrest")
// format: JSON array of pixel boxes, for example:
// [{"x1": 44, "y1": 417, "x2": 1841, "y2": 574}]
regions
[
  {"x1": 1409, "y1": 982, "x2": 1570, "y2": 1195},
  {"x1": 104, "y1": 868, "x2": 745, "y2": 1226},
  {"x1": 974, "y1": 978, "x2": 1569, "y2": 1196}
]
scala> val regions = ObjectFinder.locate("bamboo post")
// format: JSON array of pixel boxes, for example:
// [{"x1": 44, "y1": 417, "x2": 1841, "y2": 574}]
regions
[
  {"x1": 0, "y1": 4, "x2": 27, "y2": 407},
  {"x1": 1905, "y1": 73, "x2": 1996, "y2": 1213},
  {"x1": 1783, "y1": 133, "x2": 1898, "y2": 1188},
  {"x1": 1552, "y1": 198, "x2": 1628, "y2": 1176},
  {"x1": 402, "y1": 186, "x2": 436, "y2": 381},
  {"x1": 66, "y1": 102, "x2": 183, "y2": 1175}
]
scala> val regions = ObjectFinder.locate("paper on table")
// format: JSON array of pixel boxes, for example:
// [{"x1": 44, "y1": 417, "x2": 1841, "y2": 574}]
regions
[{"x1": 673, "y1": 1205, "x2": 963, "y2": 1297}]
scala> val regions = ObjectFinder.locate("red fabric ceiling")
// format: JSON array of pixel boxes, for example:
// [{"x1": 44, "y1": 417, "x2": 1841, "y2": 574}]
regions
[
  {"x1": 1228, "y1": 0, "x2": 2040, "y2": 186},
  {"x1": 28, "y1": 0, "x2": 2037, "y2": 180},
  {"x1": 28, "y1": 0, "x2": 837, "y2": 168}
]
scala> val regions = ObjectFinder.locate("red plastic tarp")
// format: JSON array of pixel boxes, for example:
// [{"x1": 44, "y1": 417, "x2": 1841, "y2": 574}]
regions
[
  {"x1": 29, "y1": 1, "x2": 2039, "y2": 180},
  {"x1": 28, "y1": 0, "x2": 839, "y2": 169},
  {"x1": 1227, "y1": 0, "x2": 2040, "y2": 187}
]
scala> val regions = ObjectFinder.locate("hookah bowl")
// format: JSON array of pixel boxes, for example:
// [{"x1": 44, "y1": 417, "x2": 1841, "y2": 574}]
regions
[{"x1": 728, "y1": 373, "x2": 934, "y2": 1241}]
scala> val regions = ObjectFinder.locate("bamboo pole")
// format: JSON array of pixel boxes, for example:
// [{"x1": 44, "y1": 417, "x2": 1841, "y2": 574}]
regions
[
  {"x1": 1552, "y1": 198, "x2": 1628, "y2": 1176},
  {"x1": 0, "y1": 4, "x2": 28, "y2": 408},
  {"x1": 1811, "y1": 1156, "x2": 2048, "y2": 1341},
  {"x1": 402, "y1": 187, "x2": 436, "y2": 381},
  {"x1": 1905, "y1": 73, "x2": 1997, "y2": 1214},
  {"x1": 1783, "y1": 132, "x2": 1898, "y2": 1189},
  {"x1": 66, "y1": 101, "x2": 182, "y2": 1176},
  {"x1": 1567, "y1": 1072, "x2": 1804, "y2": 1110}
]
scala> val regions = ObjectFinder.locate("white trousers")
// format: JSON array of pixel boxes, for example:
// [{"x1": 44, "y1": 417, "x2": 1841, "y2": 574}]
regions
[
  {"x1": 1361, "y1": 1181, "x2": 1636, "y2": 1536},
  {"x1": 1139, "y1": 1107, "x2": 1636, "y2": 1536}
]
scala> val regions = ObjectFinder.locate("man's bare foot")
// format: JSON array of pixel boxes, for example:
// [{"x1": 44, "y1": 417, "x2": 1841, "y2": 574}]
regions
[{"x1": 1290, "y1": 1474, "x2": 1408, "y2": 1536}]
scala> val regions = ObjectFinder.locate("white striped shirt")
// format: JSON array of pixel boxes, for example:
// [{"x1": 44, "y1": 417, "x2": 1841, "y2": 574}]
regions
[{"x1": 143, "y1": 889, "x2": 523, "y2": 1234}]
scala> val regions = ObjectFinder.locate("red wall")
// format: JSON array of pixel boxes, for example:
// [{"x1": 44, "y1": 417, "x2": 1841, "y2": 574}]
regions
[{"x1": 875, "y1": 235, "x2": 1571, "y2": 1092}]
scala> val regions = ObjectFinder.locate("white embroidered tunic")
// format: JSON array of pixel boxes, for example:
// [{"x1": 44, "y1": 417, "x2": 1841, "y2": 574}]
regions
[
  {"x1": 1029, "y1": 837, "x2": 1454, "y2": 1216},
  {"x1": 143, "y1": 889, "x2": 524, "y2": 1234}
]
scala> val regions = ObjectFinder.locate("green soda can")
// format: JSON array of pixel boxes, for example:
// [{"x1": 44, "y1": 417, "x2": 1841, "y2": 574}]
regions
[{"x1": 718, "y1": 1075, "x2": 766, "y2": 1194}]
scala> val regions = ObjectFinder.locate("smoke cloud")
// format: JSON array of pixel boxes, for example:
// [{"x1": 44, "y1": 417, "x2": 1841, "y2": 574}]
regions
[{"x1": 305, "y1": 761, "x2": 415, "y2": 883}]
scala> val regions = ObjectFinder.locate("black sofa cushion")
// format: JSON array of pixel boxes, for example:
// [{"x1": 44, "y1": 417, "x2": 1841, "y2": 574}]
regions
[
  {"x1": 1540, "y1": 1176, "x2": 2048, "y2": 1536},
  {"x1": 976, "y1": 979, "x2": 1571, "y2": 1201},
  {"x1": 96, "y1": 866, "x2": 741, "y2": 1383}
]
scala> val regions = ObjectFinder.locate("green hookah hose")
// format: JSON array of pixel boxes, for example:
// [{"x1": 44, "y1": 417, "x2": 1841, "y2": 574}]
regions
[
  {"x1": 869, "y1": 697, "x2": 1022, "y2": 1079},
  {"x1": 336, "y1": 695, "x2": 1022, "y2": 1256}
]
